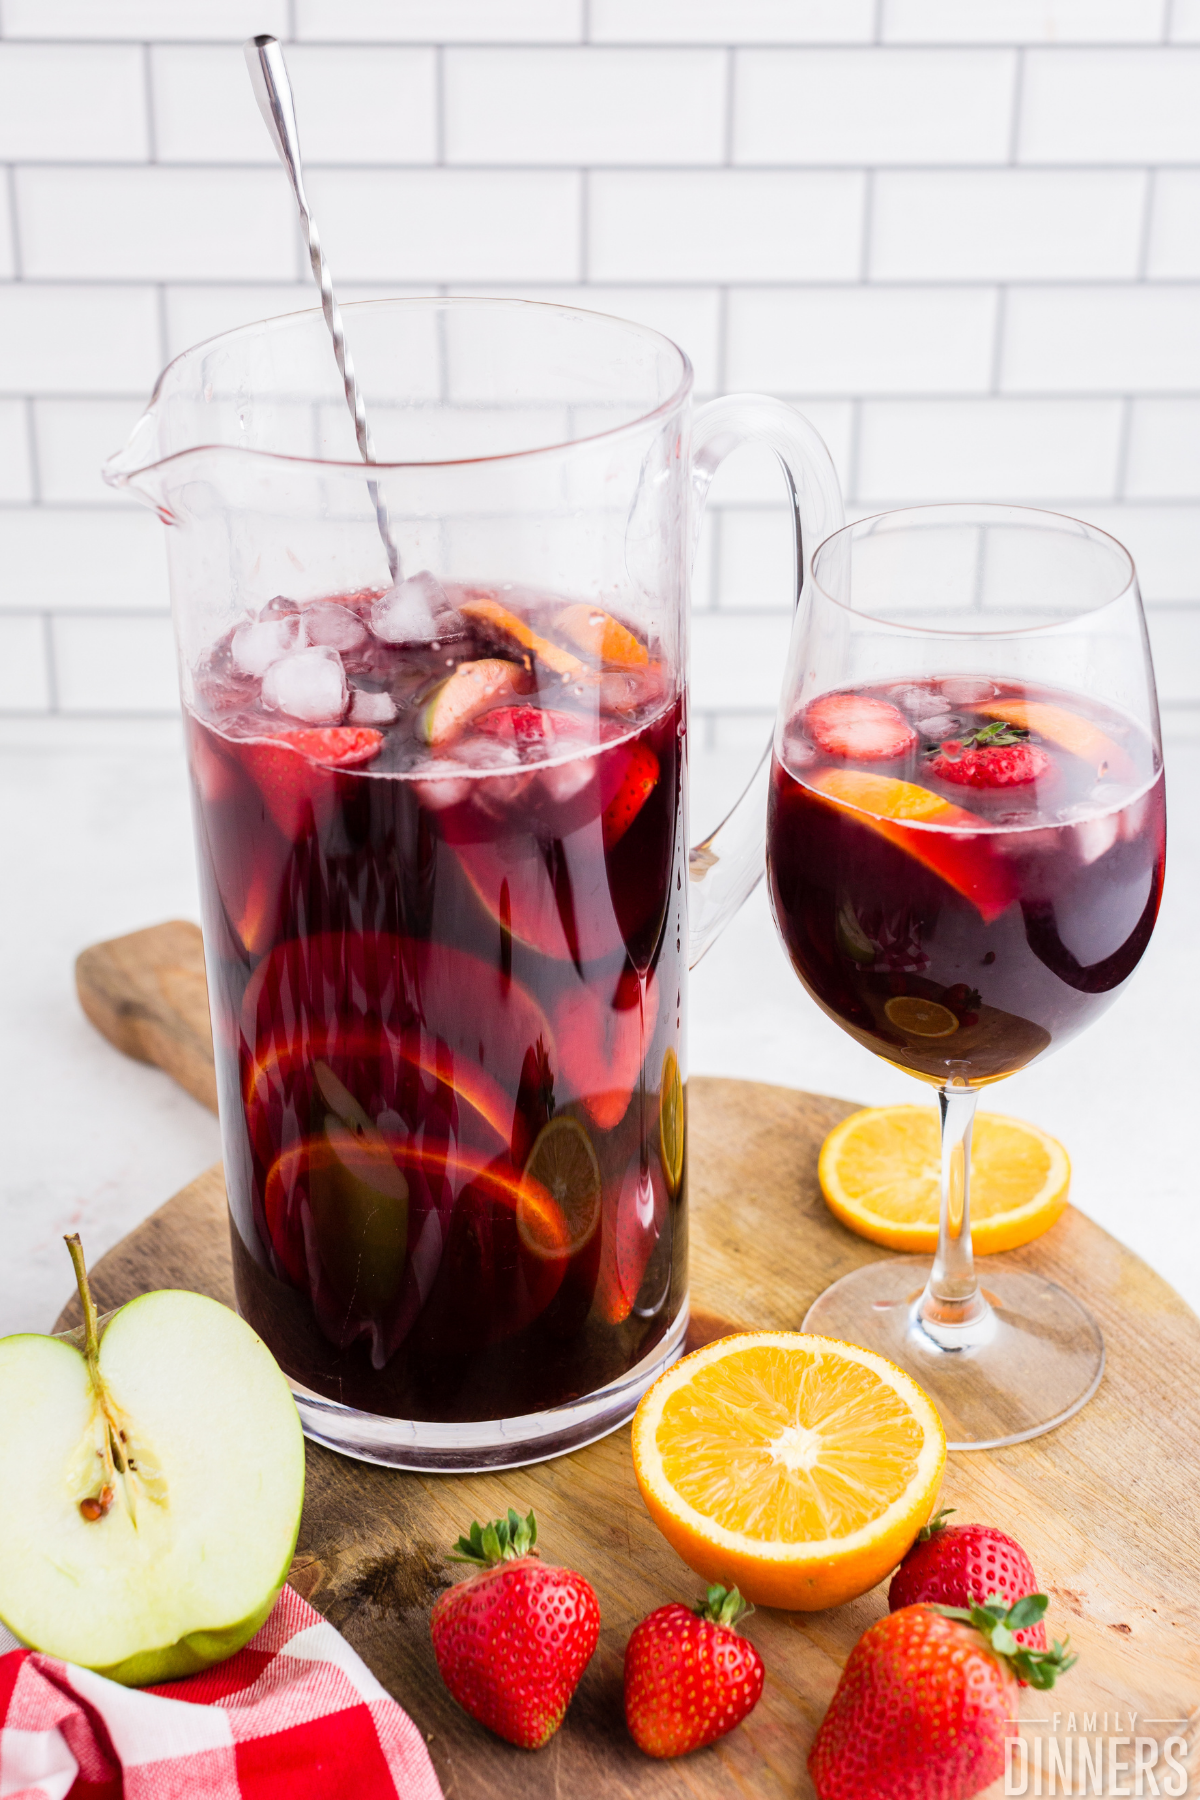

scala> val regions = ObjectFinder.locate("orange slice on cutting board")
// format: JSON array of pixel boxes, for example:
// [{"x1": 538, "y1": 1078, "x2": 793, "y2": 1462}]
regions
[{"x1": 818, "y1": 1105, "x2": 1070, "y2": 1253}]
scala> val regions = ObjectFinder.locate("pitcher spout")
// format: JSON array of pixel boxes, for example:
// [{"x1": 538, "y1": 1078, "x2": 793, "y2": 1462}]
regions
[{"x1": 102, "y1": 403, "x2": 175, "y2": 521}]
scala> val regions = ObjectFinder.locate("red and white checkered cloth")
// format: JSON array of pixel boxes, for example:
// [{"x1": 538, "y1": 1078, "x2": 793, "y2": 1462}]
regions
[{"x1": 0, "y1": 1584, "x2": 443, "y2": 1800}]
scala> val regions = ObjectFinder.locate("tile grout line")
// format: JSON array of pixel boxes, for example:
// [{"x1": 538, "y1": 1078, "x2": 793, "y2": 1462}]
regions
[
  {"x1": 41, "y1": 614, "x2": 58, "y2": 713},
  {"x1": 989, "y1": 287, "x2": 1007, "y2": 395},
  {"x1": 1113, "y1": 395, "x2": 1136, "y2": 500},
  {"x1": 1008, "y1": 47, "x2": 1025, "y2": 167},
  {"x1": 859, "y1": 168, "x2": 874, "y2": 283},
  {"x1": 435, "y1": 44, "x2": 445, "y2": 166},
  {"x1": 5, "y1": 164, "x2": 20, "y2": 278},
  {"x1": 156, "y1": 284, "x2": 170, "y2": 370},
  {"x1": 846, "y1": 397, "x2": 863, "y2": 507},
  {"x1": 142, "y1": 42, "x2": 158, "y2": 163},
  {"x1": 723, "y1": 46, "x2": 735, "y2": 166},
  {"x1": 22, "y1": 393, "x2": 39, "y2": 503},
  {"x1": 579, "y1": 168, "x2": 589, "y2": 283},
  {"x1": 1137, "y1": 168, "x2": 1157, "y2": 280}
]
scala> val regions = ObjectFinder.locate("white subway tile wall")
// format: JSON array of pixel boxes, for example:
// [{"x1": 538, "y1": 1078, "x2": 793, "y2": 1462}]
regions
[{"x1": 0, "y1": 3, "x2": 1195, "y2": 737}]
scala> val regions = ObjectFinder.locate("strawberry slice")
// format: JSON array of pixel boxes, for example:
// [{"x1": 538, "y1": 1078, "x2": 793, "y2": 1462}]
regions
[
  {"x1": 240, "y1": 727, "x2": 382, "y2": 840},
  {"x1": 807, "y1": 693, "x2": 917, "y2": 762},
  {"x1": 474, "y1": 706, "x2": 588, "y2": 755},
  {"x1": 555, "y1": 966, "x2": 658, "y2": 1131},
  {"x1": 811, "y1": 769, "x2": 1018, "y2": 924},
  {"x1": 603, "y1": 742, "x2": 659, "y2": 848}
]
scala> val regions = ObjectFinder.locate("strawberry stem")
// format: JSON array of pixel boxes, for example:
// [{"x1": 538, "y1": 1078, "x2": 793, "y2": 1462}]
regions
[
  {"x1": 694, "y1": 1584, "x2": 753, "y2": 1631},
  {"x1": 447, "y1": 1507, "x2": 538, "y2": 1567},
  {"x1": 917, "y1": 1506, "x2": 955, "y2": 1541},
  {"x1": 931, "y1": 1595, "x2": 1077, "y2": 1690}
]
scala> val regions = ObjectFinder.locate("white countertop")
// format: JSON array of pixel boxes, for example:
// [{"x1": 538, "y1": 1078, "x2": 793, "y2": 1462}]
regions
[{"x1": 3, "y1": 720, "x2": 1195, "y2": 1337}]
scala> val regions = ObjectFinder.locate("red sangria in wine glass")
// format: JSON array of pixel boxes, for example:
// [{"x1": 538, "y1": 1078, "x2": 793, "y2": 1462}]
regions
[{"x1": 767, "y1": 505, "x2": 1166, "y2": 1449}]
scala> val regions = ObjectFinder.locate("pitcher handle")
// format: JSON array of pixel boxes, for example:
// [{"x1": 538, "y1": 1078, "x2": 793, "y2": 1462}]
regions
[{"x1": 687, "y1": 394, "x2": 845, "y2": 968}]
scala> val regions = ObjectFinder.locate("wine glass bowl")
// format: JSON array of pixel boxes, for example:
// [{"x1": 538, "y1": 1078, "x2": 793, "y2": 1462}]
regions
[{"x1": 767, "y1": 505, "x2": 1166, "y2": 1449}]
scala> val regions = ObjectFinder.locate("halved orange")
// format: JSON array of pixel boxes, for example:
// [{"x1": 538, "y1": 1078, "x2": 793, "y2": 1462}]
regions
[
  {"x1": 632, "y1": 1332, "x2": 945, "y2": 1610},
  {"x1": 818, "y1": 1105, "x2": 1071, "y2": 1254},
  {"x1": 518, "y1": 1116, "x2": 601, "y2": 1259}
]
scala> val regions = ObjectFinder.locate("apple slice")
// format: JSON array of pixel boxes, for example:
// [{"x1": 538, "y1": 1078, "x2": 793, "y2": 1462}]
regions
[
  {"x1": 0, "y1": 1238, "x2": 304, "y2": 1687},
  {"x1": 419, "y1": 658, "x2": 533, "y2": 746},
  {"x1": 810, "y1": 768, "x2": 1018, "y2": 924}
]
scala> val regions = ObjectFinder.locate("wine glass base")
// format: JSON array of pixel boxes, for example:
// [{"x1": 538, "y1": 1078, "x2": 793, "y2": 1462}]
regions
[{"x1": 802, "y1": 1258, "x2": 1104, "y2": 1451}]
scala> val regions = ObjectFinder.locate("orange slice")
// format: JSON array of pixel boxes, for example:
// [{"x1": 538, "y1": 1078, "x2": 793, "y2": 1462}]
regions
[
  {"x1": 553, "y1": 602, "x2": 649, "y2": 669},
  {"x1": 632, "y1": 1332, "x2": 945, "y2": 1611},
  {"x1": 977, "y1": 700, "x2": 1132, "y2": 780},
  {"x1": 518, "y1": 1116, "x2": 602, "y2": 1259},
  {"x1": 658, "y1": 1047, "x2": 684, "y2": 1196},
  {"x1": 883, "y1": 996, "x2": 959, "y2": 1038},
  {"x1": 818, "y1": 1105, "x2": 1071, "y2": 1254},
  {"x1": 460, "y1": 595, "x2": 584, "y2": 679},
  {"x1": 810, "y1": 768, "x2": 1017, "y2": 924}
]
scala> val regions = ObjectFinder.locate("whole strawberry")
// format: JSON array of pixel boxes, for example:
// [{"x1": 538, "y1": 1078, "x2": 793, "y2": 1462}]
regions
[
  {"x1": 624, "y1": 1584, "x2": 764, "y2": 1759},
  {"x1": 889, "y1": 1510, "x2": 1047, "y2": 1651},
  {"x1": 809, "y1": 1597, "x2": 1074, "y2": 1800},
  {"x1": 430, "y1": 1508, "x2": 600, "y2": 1749}
]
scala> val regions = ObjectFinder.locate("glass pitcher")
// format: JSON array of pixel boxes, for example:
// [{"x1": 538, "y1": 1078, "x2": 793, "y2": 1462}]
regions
[{"x1": 105, "y1": 297, "x2": 843, "y2": 1470}]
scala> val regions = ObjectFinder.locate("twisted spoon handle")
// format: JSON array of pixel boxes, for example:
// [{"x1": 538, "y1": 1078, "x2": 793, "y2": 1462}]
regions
[{"x1": 244, "y1": 34, "x2": 400, "y2": 583}]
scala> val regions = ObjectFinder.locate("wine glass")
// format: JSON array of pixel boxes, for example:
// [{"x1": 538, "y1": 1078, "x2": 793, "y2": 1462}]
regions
[{"x1": 766, "y1": 504, "x2": 1166, "y2": 1450}]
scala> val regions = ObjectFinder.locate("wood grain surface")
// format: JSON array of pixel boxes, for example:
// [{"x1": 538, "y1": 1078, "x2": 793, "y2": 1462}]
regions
[{"x1": 66, "y1": 924, "x2": 1200, "y2": 1797}]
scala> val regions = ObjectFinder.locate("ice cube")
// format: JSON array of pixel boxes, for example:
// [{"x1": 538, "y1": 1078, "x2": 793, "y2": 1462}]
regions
[
  {"x1": 231, "y1": 614, "x2": 300, "y2": 677},
  {"x1": 917, "y1": 714, "x2": 959, "y2": 740},
  {"x1": 891, "y1": 684, "x2": 952, "y2": 722},
  {"x1": 1070, "y1": 810, "x2": 1120, "y2": 865},
  {"x1": 262, "y1": 594, "x2": 300, "y2": 619},
  {"x1": 303, "y1": 599, "x2": 369, "y2": 654},
  {"x1": 414, "y1": 773, "x2": 471, "y2": 812},
  {"x1": 539, "y1": 755, "x2": 595, "y2": 805},
  {"x1": 939, "y1": 677, "x2": 997, "y2": 705},
  {"x1": 261, "y1": 645, "x2": 348, "y2": 724},
  {"x1": 348, "y1": 686, "x2": 397, "y2": 726},
  {"x1": 372, "y1": 570, "x2": 451, "y2": 644}
]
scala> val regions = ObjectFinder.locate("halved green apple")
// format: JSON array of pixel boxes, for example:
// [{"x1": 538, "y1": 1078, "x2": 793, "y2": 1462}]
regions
[{"x1": 0, "y1": 1239, "x2": 305, "y2": 1686}]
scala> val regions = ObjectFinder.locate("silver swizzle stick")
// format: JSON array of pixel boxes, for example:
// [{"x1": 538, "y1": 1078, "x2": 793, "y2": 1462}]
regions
[{"x1": 244, "y1": 34, "x2": 400, "y2": 582}]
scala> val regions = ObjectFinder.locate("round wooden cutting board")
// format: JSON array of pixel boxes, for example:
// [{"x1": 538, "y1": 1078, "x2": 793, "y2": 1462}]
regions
[{"x1": 60, "y1": 923, "x2": 1200, "y2": 1798}]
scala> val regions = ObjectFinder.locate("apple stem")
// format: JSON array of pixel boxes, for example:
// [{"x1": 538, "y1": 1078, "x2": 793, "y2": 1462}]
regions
[{"x1": 65, "y1": 1234, "x2": 102, "y2": 1373}]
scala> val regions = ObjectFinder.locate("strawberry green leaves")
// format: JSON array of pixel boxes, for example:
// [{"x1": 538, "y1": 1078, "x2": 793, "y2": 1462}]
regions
[{"x1": 931, "y1": 1594, "x2": 1077, "y2": 1691}]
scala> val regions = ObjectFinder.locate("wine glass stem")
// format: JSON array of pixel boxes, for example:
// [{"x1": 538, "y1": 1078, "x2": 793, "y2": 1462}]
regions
[{"x1": 919, "y1": 1078, "x2": 989, "y2": 1333}]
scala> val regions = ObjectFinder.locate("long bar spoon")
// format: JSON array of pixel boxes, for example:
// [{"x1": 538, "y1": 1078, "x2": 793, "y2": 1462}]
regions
[{"x1": 243, "y1": 33, "x2": 400, "y2": 582}]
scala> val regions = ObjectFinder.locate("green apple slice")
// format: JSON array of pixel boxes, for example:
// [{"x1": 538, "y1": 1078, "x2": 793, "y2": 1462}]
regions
[
  {"x1": 419, "y1": 657, "x2": 531, "y2": 747},
  {"x1": 0, "y1": 1242, "x2": 305, "y2": 1686}
]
